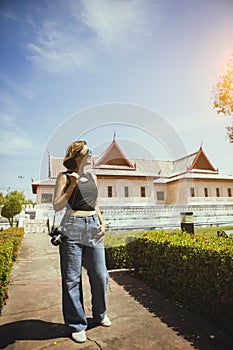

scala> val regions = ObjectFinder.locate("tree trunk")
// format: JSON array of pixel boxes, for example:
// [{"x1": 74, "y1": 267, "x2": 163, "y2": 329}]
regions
[{"x1": 8, "y1": 217, "x2": 13, "y2": 227}]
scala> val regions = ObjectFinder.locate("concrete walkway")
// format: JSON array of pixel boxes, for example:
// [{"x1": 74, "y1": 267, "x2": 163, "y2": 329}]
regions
[{"x1": 0, "y1": 232, "x2": 232, "y2": 350}]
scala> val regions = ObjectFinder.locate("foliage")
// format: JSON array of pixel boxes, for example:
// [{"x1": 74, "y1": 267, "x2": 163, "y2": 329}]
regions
[
  {"x1": 168, "y1": 225, "x2": 233, "y2": 237},
  {"x1": 1, "y1": 198, "x2": 22, "y2": 227},
  {"x1": 127, "y1": 230, "x2": 233, "y2": 332},
  {"x1": 105, "y1": 228, "x2": 233, "y2": 333},
  {"x1": 105, "y1": 245, "x2": 131, "y2": 270},
  {"x1": 0, "y1": 192, "x2": 5, "y2": 206},
  {"x1": 213, "y1": 54, "x2": 233, "y2": 142},
  {"x1": 5, "y1": 190, "x2": 26, "y2": 205},
  {"x1": 26, "y1": 199, "x2": 36, "y2": 207},
  {"x1": 0, "y1": 228, "x2": 24, "y2": 312},
  {"x1": 104, "y1": 231, "x2": 141, "y2": 269}
]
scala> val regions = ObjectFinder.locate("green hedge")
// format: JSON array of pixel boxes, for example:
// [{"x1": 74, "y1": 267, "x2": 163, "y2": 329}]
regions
[
  {"x1": 105, "y1": 245, "x2": 132, "y2": 270},
  {"x1": 104, "y1": 233, "x2": 139, "y2": 270},
  {"x1": 105, "y1": 229, "x2": 233, "y2": 332},
  {"x1": 0, "y1": 228, "x2": 24, "y2": 312},
  {"x1": 127, "y1": 231, "x2": 233, "y2": 332}
]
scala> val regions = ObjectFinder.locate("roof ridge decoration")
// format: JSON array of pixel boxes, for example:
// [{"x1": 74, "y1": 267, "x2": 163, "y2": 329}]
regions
[
  {"x1": 94, "y1": 138, "x2": 135, "y2": 169},
  {"x1": 48, "y1": 150, "x2": 51, "y2": 178}
]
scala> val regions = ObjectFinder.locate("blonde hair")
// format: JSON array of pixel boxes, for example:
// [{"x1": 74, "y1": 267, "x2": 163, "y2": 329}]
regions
[{"x1": 63, "y1": 140, "x2": 87, "y2": 170}]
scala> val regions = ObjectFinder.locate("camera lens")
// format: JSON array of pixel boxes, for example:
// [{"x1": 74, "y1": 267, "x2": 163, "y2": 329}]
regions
[{"x1": 51, "y1": 234, "x2": 62, "y2": 246}]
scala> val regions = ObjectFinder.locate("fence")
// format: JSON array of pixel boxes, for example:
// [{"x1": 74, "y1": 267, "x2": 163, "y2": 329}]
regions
[
  {"x1": 101, "y1": 204, "x2": 233, "y2": 230},
  {"x1": 21, "y1": 204, "x2": 233, "y2": 232}
]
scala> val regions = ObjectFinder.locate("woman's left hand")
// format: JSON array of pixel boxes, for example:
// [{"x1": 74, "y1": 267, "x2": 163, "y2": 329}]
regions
[{"x1": 96, "y1": 225, "x2": 106, "y2": 243}]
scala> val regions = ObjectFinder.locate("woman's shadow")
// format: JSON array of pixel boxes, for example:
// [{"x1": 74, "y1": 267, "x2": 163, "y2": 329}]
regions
[{"x1": 0, "y1": 318, "x2": 96, "y2": 349}]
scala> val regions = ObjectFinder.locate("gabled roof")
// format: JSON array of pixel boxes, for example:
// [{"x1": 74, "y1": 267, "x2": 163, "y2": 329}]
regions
[
  {"x1": 172, "y1": 146, "x2": 217, "y2": 175},
  {"x1": 189, "y1": 146, "x2": 217, "y2": 171},
  {"x1": 32, "y1": 142, "x2": 220, "y2": 195},
  {"x1": 46, "y1": 145, "x2": 218, "y2": 179},
  {"x1": 172, "y1": 151, "x2": 198, "y2": 175},
  {"x1": 94, "y1": 139, "x2": 135, "y2": 169},
  {"x1": 31, "y1": 178, "x2": 56, "y2": 194},
  {"x1": 93, "y1": 158, "x2": 172, "y2": 177}
]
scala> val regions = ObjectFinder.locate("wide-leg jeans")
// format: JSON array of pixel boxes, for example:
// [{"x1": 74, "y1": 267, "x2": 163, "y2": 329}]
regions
[{"x1": 59, "y1": 214, "x2": 109, "y2": 332}]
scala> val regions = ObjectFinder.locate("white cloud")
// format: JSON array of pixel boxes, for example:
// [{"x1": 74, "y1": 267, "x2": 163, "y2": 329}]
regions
[
  {"x1": 26, "y1": 18, "x2": 96, "y2": 73},
  {"x1": 26, "y1": 0, "x2": 158, "y2": 73},
  {"x1": 0, "y1": 112, "x2": 33, "y2": 155},
  {"x1": 80, "y1": 0, "x2": 153, "y2": 50}
]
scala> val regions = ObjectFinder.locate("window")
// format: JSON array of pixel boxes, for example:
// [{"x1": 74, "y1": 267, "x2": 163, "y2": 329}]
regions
[
  {"x1": 204, "y1": 188, "x2": 208, "y2": 197},
  {"x1": 41, "y1": 193, "x2": 53, "y2": 203},
  {"x1": 216, "y1": 188, "x2": 220, "y2": 197},
  {"x1": 228, "y1": 188, "x2": 232, "y2": 197},
  {"x1": 190, "y1": 187, "x2": 195, "y2": 197},
  {"x1": 124, "y1": 186, "x2": 129, "y2": 197},
  {"x1": 108, "y1": 186, "x2": 112, "y2": 197},
  {"x1": 157, "y1": 191, "x2": 164, "y2": 200},
  {"x1": 141, "y1": 186, "x2": 146, "y2": 197}
]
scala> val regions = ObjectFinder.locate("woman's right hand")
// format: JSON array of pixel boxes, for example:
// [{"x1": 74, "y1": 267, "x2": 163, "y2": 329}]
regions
[
  {"x1": 53, "y1": 171, "x2": 79, "y2": 212},
  {"x1": 68, "y1": 172, "x2": 79, "y2": 187}
]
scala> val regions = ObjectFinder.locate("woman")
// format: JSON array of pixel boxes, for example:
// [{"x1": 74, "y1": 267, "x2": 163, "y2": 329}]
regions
[{"x1": 53, "y1": 140, "x2": 111, "y2": 344}]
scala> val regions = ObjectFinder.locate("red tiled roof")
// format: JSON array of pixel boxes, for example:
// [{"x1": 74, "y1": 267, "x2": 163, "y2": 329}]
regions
[
  {"x1": 33, "y1": 142, "x2": 218, "y2": 194},
  {"x1": 47, "y1": 146, "x2": 218, "y2": 180}
]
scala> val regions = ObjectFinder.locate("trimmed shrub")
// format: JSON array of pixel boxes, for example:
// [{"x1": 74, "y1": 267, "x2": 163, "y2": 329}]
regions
[
  {"x1": 0, "y1": 228, "x2": 24, "y2": 312},
  {"x1": 104, "y1": 232, "x2": 139, "y2": 270},
  {"x1": 105, "y1": 245, "x2": 132, "y2": 270},
  {"x1": 127, "y1": 230, "x2": 233, "y2": 332}
]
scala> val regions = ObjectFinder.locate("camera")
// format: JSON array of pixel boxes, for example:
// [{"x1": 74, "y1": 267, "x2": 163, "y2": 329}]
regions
[{"x1": 49, "y1": 227, "x2": 63, "y2": 246}]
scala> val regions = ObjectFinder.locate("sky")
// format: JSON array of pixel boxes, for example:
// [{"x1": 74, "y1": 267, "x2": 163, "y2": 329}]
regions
[{"x1": 0, "y1": 0, "x2": 233, "y2": 201}]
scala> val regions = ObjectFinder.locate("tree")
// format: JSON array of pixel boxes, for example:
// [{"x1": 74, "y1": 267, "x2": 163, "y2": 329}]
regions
[
  {"x1": 0, "y1": 192, "x2": 5, "y2": 206},
  {"x1": 5, "y1": 190, "x2": 26, "y2": 205},
  {"x1": 26, "y1": 199, "x2": 36, "y2": 207},
  {"x1": 213, "y1": 54, "x2": 233, "y2": 142},
  {"x1": 1, "y1": 198, "x2": 22, "y2": 227}
]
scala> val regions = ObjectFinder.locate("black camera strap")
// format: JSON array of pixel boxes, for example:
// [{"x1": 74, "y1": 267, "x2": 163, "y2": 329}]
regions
[
  {"x1": 52, "y1": 212, "x2": 56, "y2": 229},
  {"x1": 48, "y1": 212, "x2": 57, "y2": 233}
]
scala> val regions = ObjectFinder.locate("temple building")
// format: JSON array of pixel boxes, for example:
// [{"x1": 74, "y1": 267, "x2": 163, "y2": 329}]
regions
[{"x1": 31, "y1": 138, "x2": 233, "y2": 229}]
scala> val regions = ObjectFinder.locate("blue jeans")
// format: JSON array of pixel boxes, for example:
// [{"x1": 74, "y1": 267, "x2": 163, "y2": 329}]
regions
[{"x1": 59, "y1": 214, "x2": 109, "y2": 332}]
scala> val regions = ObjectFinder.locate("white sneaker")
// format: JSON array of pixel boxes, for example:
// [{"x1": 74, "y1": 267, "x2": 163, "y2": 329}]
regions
[
  {"x1": 71, "y1": 330, "x2": 87, "y2": 343},
  {"x1": 101, "y1": 315, "x2": 112, "y2": 327}
]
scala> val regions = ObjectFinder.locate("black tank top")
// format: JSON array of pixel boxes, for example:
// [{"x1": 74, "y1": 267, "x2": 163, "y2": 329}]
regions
[{"x1": 67, "y1": 172, "x2": 98, "y2": 211}]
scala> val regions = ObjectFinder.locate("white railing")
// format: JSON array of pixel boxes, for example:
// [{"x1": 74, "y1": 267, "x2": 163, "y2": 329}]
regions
[
  {"x1": 24, "y1": 219, "x2": 48, "y2": 234},
  {"x1": 101, "y1": 204, "x2": 233, "y2": 230},
  {"x1": 23, "y1": 204, "x2": 233, "y2": 232}
]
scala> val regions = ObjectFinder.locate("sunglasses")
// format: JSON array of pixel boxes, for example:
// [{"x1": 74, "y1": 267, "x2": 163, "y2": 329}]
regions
[
  {"x1": 86, "y1": 149, "x2": 92, "y2": 157},
  {"x1": 74, "y1": 149, "x2": 92, "y2": 157}
]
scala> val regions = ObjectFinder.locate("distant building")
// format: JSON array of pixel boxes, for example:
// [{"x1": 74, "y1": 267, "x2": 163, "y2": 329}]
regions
[{"x1": 31, "y1": 138, "x2": 233, "y2": 228}]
